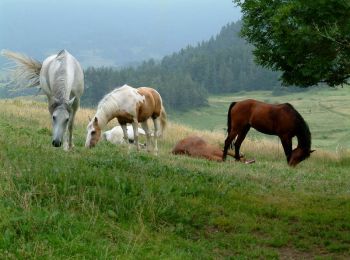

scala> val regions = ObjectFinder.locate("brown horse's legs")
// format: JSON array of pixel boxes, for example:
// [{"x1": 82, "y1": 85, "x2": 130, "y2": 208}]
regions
[
  {"x1": 234, "y1": 126, "x2": 250, "y2": 160},
  {"x1": 223, "y1": 131, "x2": 237, "y2": 161},
  {"x1": 280, "y1": 136, "x2": 292, "y2": 162}
]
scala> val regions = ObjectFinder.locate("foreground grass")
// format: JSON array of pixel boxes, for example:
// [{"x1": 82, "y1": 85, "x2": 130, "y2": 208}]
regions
[{"x1": 0, "y1": 99, "x2": 350, "y2": 259}]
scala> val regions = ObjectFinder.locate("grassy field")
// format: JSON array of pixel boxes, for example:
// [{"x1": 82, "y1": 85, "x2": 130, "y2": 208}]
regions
[
  {"x1": 0, "y1": 97, "x2": 350, "y2": 259},
  {"x1": 171, "y1": 87, "x2": 350, "y2": 152}
]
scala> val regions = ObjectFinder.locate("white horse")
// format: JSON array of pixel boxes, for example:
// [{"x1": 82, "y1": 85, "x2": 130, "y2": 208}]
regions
[
  {"x1": 85, "y1": 84, "x2": 167, "y2": 154},
  {"x1": 102, "y1": 125, "x2": 146, "y2": 145},
  {"x1": 2, "y1": 49, "x2": 84, "y2": 150}
]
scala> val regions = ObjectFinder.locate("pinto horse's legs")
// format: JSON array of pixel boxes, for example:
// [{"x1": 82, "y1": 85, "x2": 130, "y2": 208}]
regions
[
  {"x1": 120, "y1": 124, "x2": 129, "y2": 149},
  {"x1": 223, "y1": 131, "x2": 237, "y2": 161},
  {"x1": 234, "y1": 126, "x2": 250, "y2": 160},
  {"x1": 141, "y1": 121, "x2": 152, "y2": 152},
  {"x1": 280, "y1": 136, "x2": 293, "y2": 163},
  {"x1": 132, "y1": 121, "x2": 140, "y2": 151}
]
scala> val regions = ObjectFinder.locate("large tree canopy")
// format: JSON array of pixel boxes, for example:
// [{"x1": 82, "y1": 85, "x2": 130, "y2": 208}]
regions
[{"x1": 235, "y1": 0, "x2": 350, "y2": 87}]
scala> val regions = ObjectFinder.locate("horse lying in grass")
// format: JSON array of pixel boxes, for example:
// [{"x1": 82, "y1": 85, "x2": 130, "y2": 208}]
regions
[
  {"x1": 2, "y1": 49, "x2": 84, "y2": 150},
  {"x1": 85, "y1": 84, "x2": 166, "y2": 154},
  {"x1": 223, "y1": 99, "x2": 314, "y2": 166},
  {"x1": 172, "y1": 135, "x2": 255, "y2": 163},
  {"x1": 102, "y1": 125, "x2": 146, "y2": 145}
]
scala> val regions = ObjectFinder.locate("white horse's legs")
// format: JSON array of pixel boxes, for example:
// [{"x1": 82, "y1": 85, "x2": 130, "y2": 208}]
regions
[
  {"x1": 141, "y1": 121, "x2": 152, "y2": 152},
  {"x1": 132, "y1": 121, "x2": 140, "y2": 151},
  {"x1": 153, "y1": 117, "x2": 161, "y2": 155},
  {"x1": 63, "y1": 128, "x2": 69, "y2": 151},
  {"x1": 63, "y1": 115, "x2": 74, "y2": 151},
  {"x1": 64, "y1": 99, "x2": 78, "y2": 151},
  {"x1": 68, "y1": 115, "x2": 76, "y2": 150}
]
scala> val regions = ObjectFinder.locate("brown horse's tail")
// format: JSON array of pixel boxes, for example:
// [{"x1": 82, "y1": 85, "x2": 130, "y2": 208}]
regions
[
  {"x1": 227, "y1": 102, "x2": 236, "y2": 135},
  {"x1": 159, "y1": 104, "x2": 167, "y2": 136}
]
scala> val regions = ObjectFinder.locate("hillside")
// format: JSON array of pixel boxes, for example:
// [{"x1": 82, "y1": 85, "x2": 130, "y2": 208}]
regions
[
  {"x1": 0, "y1": 99, "x2": 349, "y2": 258},
  {"x1": 82, "y1": 21, "x2": 281, "y2": 110}
]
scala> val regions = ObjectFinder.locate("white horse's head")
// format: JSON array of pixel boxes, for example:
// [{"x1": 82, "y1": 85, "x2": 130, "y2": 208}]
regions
[
  {"x1": 85, "y1": 116, "x2": 102, "y2": 148},
  {"x1": 50, "y1": 97, "x2": 75, "y2": 147}
]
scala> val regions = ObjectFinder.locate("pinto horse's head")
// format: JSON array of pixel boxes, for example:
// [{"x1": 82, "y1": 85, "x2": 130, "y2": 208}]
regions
[
  {"x1": 288, "y1": 147, "x2": 315, "y2": 167},
  {"x1": 85, "y1": 116, "x2": 102, "y2": 148},
  {"x1": 51, "y1": 97, "x2": 75, "y2": 148}
]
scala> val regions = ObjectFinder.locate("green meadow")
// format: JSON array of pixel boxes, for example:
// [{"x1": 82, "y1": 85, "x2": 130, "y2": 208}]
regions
[
  {"x1": 0, "y1": 88, "x2": 350, "y2": 258},
  {"x1": 172, "y1": 87, "x2": 350, "y2": 152}
]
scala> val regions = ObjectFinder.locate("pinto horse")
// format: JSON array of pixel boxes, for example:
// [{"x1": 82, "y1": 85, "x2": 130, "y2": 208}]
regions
[
  {"x1": 85, "y1": 84, "x2": 166, "y2": 154},
  {"x1": 223, "y1": 99, "x2": 313, "y2": 166},
  {"x1": 172, "y1": 136, "x2": 239, "y2": 162}
]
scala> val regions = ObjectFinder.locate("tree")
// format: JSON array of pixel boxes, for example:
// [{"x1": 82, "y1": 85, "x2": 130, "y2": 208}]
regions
[{"x1": 235, "y1": 0, "x2": 350, "y2": 87}]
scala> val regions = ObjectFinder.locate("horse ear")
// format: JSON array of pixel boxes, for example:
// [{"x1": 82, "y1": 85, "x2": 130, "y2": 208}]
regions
[
  {"x1": 68, "y1": 96, "x2": 76, "y2": 107},
  {"x1": 88, "y1": 115, "x2": 92, "y2": 122},
  {"x1": 93, "y1": 117, "x2": 98, "y2": 126}
]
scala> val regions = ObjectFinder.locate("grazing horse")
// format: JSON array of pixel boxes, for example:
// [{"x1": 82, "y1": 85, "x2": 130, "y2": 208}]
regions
[
  {"x1": 102, "y1": 125, "x2": 146, "y2": 145},
  {"x1": 1, "y1": 49, "x2": 84, "y2": 150},
  {"x1": 222, "y1": 99, "x2": 314, "y2": 166},
  {"x1": 85, "y1": 84, "x2": 166, "y2": 154},
  {"x1": 172, "y1": 135, "x2": 240, "y2": 162}
]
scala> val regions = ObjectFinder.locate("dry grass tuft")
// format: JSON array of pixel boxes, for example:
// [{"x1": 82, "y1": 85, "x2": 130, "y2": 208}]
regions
[{"x1": 0, "y1": 99, "x2": 347, "y2": 162}]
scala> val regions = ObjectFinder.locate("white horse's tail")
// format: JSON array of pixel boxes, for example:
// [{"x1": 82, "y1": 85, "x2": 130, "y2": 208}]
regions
[{"x1": 1, "y1": 49, "x2": 42, "y2": 88}]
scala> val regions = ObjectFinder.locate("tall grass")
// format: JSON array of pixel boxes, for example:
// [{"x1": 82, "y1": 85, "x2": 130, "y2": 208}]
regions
[{"x1": 0, "y1": 98, "x2": 349, "y2": 259}]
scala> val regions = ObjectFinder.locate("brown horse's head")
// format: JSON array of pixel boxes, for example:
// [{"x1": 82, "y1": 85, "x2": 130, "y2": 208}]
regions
[
  {"x1": 288, "y1": 147, "x2": 315, "y2": 166},
  {"x1": 85, "y1": 117, "x2": 102, "y2": 148}
]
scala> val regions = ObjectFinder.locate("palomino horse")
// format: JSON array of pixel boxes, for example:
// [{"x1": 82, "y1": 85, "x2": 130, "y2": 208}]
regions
[
  {"x1": 172, "y1": 135, "x2": 244, "y2": 162},
  {"x1": 223, "y1": 99, "x2": 314, "y2": 166},
  {"x1": 1, "y1": 49, "x2": 84, "y2": 150},
  {"x1": 85, "y1": 84, "x2": 166, "y2": 154}
]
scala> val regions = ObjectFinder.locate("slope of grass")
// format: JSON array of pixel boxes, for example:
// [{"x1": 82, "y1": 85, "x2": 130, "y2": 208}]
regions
[
  {"x1": 0, "y1": 99, "x2": 349, "y2": 259},
  {"x1": 171, "y1": 87, "x2": 350, "y2": 151}
]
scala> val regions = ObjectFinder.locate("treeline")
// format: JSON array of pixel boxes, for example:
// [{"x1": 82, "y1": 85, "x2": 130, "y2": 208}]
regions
[{"x1": 82, "y1": 21, "x2": 281, "y2": 110}]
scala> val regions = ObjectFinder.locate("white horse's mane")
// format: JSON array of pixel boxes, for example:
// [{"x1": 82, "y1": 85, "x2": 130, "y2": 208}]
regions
[{"x1": 51, "y1": 50, "x2": 72, "y2": 102}]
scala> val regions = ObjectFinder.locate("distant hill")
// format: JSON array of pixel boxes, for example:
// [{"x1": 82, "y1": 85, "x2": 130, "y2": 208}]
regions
[{"x1": 83, "y1": 21, "x2": 281, "y2": 110}]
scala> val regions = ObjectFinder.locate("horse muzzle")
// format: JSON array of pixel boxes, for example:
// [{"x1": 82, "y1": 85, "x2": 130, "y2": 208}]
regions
[{"x1": 52, "y1": 139, "x2": 62, "y2": 147}]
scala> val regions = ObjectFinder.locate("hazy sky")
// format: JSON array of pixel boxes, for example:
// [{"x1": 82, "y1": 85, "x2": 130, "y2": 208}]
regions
[{"x1": 0, "y1": 0, "x2": 241, "y2": 67}]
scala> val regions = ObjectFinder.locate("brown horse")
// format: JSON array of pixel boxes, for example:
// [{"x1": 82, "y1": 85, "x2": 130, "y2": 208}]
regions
[
  {"x1": 173, "y1": 136, "x2": 239, "y2": 162},
  {"x1": 223, "y1": 99, "x2": 314, "y2": 166}
]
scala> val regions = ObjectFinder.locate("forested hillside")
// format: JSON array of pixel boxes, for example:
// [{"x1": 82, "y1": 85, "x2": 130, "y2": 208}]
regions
[{"x1": 83, "y1": 21, "x2": 281, "y2": 110}]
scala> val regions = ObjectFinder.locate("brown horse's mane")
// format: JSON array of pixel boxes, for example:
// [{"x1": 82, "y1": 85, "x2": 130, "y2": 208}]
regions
[{"x1": 284, "y1": 103, "x2": 311, "y2": 150}]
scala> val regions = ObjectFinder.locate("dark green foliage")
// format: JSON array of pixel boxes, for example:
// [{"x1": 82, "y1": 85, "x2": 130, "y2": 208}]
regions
[
  {"x1": 235, "y1": 0, "x2": 350, "y2": 87},
  {"x1": 82, "y1": 22, "x2": 280, "y2": 110}
]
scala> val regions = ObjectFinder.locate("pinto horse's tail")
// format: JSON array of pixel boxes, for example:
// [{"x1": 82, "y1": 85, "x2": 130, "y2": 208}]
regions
[
  {"x1": 159, "y1": 104, "x2": 167, "y2": 137},
  {"x1": 1, "y1": 49, "x2": 42, "y2": 88},
  {"x1": 227, "y1": 102, "x2": 237, "y2": 135}
]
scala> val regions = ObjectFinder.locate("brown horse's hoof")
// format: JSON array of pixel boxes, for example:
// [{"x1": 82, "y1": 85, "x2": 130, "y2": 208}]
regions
[
  {"x1": 237, "y1": 157, "x2": 255, "y2": 164},
  {"x1": 244, "y1": 158, "x2": 255, "y2": 164}
]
